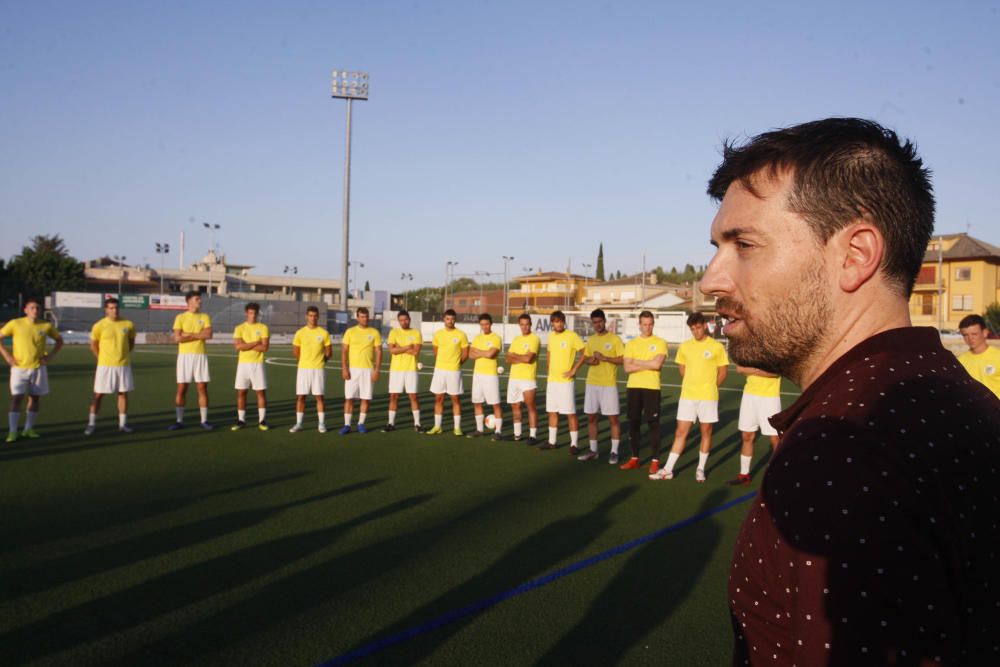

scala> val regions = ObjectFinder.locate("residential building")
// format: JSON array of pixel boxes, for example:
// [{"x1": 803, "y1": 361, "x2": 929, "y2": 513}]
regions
[
  {"x1": 909, "y1": 233, "x2": 1000, "y2": 330},
  {"x1": 507, "y1": 271, "x2": 589, "y2": 314}
]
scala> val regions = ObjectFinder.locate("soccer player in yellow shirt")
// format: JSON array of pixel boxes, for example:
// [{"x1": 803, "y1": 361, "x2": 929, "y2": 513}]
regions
[
  {"x1": 506, "y1": 313, "x2": 541, "y2": 444},
  {"x1": 570, "y1": 309, "x2": 625, "y2": 462},
  {"x1": 652, "y1": 312, "x2": 729, "y2": 481},
  {"x1": 231, "y1": 302, "x2": 270, "y2": 431},
  {"x1": 427, "y1": 309, "x2": 469, "y2": 435},
  {"x1": 958, "y1": 314, "x2": 1000, "y2": 399},
  {"x1": 85, "y1": 297, "x2": 136, "y2": 435},
  {"x1": 385, "y1": 309, "x2": 423, "y2": 432},
  {"x1": 541, "y1": 310, "x2": 585, "y2": 451},
  {"x1": 1, "y1": 298, "x2": 63, "y2": 442},
  {"x1": 340, "y1": 307, "x2": 382, "y2": 434},
  {"x1": 469, "y1": 313, "x2": 503, "y2": 440},
  {"x1": 291, "y1": 306, "x2": 333, "y2": 432},
  {"x1": 617, "y1": 311, "x2": 668, "y2": 473},
  {"x1": 168, "y1": 291, "x2": 214, "y2": 431},
  {"x1": 727, "y1": 366, "x2": 781, "y2": 485}
]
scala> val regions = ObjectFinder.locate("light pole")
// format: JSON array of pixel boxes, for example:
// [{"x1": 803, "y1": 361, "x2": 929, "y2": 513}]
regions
[
  {"x1": 112, "y1": 255, "x2": 127, "y2": 297},
  {"x1": 331, "y1": 69, "x2": 369, "y2": 315},
  {"x1": 400, "y1": 273, "x2": 413, "y2": 310},
  {"x1": 155, "y1": 243, "x2": 170, "y2": 296},
  {"x1": 502, "y1": 256, "x2": 514, "y2": 342},
  {"x1": 283, "y1": 265, "x2": 299, "y2": 274},
  {"x1": 520, "y1": 267, "x2": 534, "y2": 311},
  {"x1": 582, "y1": 262, "x2": 592, "y2": 305},
  {"x1": 349, "y1": 261, "x2": 365, "y2": 298},
  {"x1": 444, "y1": 260, "x2": 458, "y2": 311}
]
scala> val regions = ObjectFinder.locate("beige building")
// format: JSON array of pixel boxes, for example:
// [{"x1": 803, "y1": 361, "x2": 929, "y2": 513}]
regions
[{"x1": 909, "y1": 233, "x2": 999, "y2": 330}]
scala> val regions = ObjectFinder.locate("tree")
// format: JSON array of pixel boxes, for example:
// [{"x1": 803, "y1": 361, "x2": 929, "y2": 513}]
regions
[
  {"x1": 5, "y1": 234, "x2": 84, "y2": 301},
  {"x1": 985, "y1": 302, "x2": 1000, "y2": 334},
  {"x1": 596, "y1": 243, "x2": 605, "y2": 281},
  {"x1": 615, "y1": 269, "x2": 622, "y2": 279},
  {"x1": 363, "y1": 280, "x2": 370, "y2": 292}
]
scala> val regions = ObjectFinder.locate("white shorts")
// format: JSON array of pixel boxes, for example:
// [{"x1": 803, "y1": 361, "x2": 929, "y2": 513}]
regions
[
  {"x1": 506, "y1": 378, "x2": 537, "y2": 404},
  {"x1": 296, "y1": 368, "x2": 326, "y2": 396},
  {"x1": 345, "y1": 367, "x2": 373, "y2": 400},
  {"x1": 389, "y1": 370, "x2": 418, "y2": 395},
  {"x1": 430, "y1": 368, "x2": 463, "y2": 396},
  {"x1": 176, "y1": 354, "x2": 210, "y2": 384},
  {"x1": 677, "y1": 398, "x2": 719, "y2": 424},
  {"x1": 10, "y1": 367, "x2": 49, "y2": 396},
  {"x1": 234, "y1": 362, "x2": 267, "y2": 391},
  {"x1": 738, "y1": 393, "x2": 781, "y2": 436},
  {"x1": 94, "y1": 366, "x2": 134, "y2": 394},
  {"x1": 545, "y1": 381, "x2": 576, "y2": 415},
  {"x1": 471, "y1": 374, "x2": 501, "y2": 405},
  {"x1": 584, "y1": 384, "x2": 620, "y2": 415}
]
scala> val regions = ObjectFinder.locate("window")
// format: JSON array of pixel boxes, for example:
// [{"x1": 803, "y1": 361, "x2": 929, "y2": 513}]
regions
[
  {"x1": 952, "y1": 295, "x2": 973, "y2": 311},
  {"x1": 955, "y1": 267, "x2": 972, "y2": 281},
  {"x1": 915, "y1": 266, "x2": 936, "y2": 285},
  {"x1": 921, "y1": 294, "x2": 933, "y2": 316}
]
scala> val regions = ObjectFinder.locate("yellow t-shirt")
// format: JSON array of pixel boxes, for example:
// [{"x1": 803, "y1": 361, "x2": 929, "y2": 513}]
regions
[
  {"x1": 676, "y1": 337, "x2": 729, "y2": 401},
  {"x1": 343, "y1": 325, "x2": 382, "y2": 369},
  {"x1": 744, "y1": 374, "x2": 781, "y2": 398},
  {"x1": 472, "y1": 332, "x2": 503, "y2": 375},
  {"x1": 509, "y1": 333, "x2": 541, "y2": 381},
  {"x1": 90, "y1": 317, "x2": 135, "y2": 367},
  {"x1": 388, "y1": 327, "x2": 422, "y2": 373},
  {"x1": 585, "y1": 332, "x2": 625, "y2": 387},
  {"x1": 173, "y1": 312, "x2": 212, "y2": 355},
  {"x1": 0, "y1": 317, "x2": 61, "y2": 369},
  {"x1": 624, "y1": 335, "x2": 668, "y2": 390},
  {"x1": 547, "y1": 329, "x2": 585, "y2": 384},
  {"x1": 233, "y1": 322, "x2": 270, "y2": 364},
  {"x1": 293, "y1": 325, "x2": 332, "y2": 369},
  {"x1": 959, "y1": 346, "x2": 1000, "y2": 399},
  {"x1": 433, "y1": 327, "x2": 469, "y2": 371}
]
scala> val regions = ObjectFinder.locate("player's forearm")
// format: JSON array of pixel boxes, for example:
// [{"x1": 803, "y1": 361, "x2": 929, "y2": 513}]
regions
[
  {"x1": 717, "y1": 367, "x2": 728, "y2": 386},
  {"x1": 90, "y1": 342, "x2": 100, "y2": 359}
]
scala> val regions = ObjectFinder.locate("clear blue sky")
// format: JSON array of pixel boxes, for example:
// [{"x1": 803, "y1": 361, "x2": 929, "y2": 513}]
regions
[{"x1": 2, "y1": 0, "x2": 998, "y2": 294}]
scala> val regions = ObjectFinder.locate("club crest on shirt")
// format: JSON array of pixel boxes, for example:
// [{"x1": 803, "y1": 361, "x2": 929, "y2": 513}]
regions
[
  {"x1": 452, "y1": 337, "x2": 458, "y2": 344},
  {"x1": 649, "y1": 344, "x2": 657, "y2": 351},
  {"x1": 560, "y1": 342, "x2": 567, "y2": 349},
  {"x1": 367, "y1": 334, "x2": 373, "y2": 341},
  {"x1": 315, "y1": 335, "x2": 323, "y2": 342},
  {"x1": 986, "y1": 365, "x2": 996, "y2": 375},
  {"x1": 703, "y1": 350, "x2": 712, "y2": 359},
  {"x1": 522, "y1": 343, "x2": 529, "y2": 350},
  {"x1": 604, "y1": 343, "x2": 612, "y2": 350}
]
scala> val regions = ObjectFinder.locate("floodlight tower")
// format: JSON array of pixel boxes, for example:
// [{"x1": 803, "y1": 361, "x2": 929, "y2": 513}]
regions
[{"x1": 331, "y1": 69, "x2": 369, "y2": 315}]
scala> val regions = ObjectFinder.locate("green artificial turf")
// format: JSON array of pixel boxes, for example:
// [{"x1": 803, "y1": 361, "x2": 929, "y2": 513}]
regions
[{"x1": 0, "y1": 344, "x2": 796, "y2": 666}]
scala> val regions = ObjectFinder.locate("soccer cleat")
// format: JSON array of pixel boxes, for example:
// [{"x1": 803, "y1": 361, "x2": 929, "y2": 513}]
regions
[
  {"x1": 383, "y1": 424, "x2": 397, "y2": 432},
  {"x1": 513, "y1": 434, "x2": 523, "y2": 442},
  {"x1": 413, "y1": 424, "x2": 424, "y2": 433},
  {"x1": 527, "y1": 436, "x2": 540, "y2": 446},
  {"x1": 695, "y1": 468, "x2": 707, "y2": 483},
  {"x1": 536, "y1": 442, "x2": 556, "y2": 451},
  {"x1": 577, "y1": 450, "x2": 599, "y2": 462},
  {"x1": 467, "y1": 430, "x2": 486, "y2": 439},
  {"x1": 649, "y1": 460, "x2": 660, "y2": 475},
  {"x1": 200, "y1": 422, "x2": 214, "y2": 431},
  {"x1": 118, "y1": 424, "x2": 133, "y2": 434},
  {"x1": 426, "y1": 425, "x2": 443, "y2": 435},
  {"x1": 6, "y1": 432, "x2": 18, "y2": 443},
  {"x1": 231, "y1": 420, "x2": 246, "y2": 431},
  {"x1": 569, "y1": 445, "x2": 579, "y2": 456},
  {"x1": 289, "y1": 424, "x2": 303, "y2": 433},
  {"x1": 650, "y1": 468, "x2": 674, "y2": 481},
  {"x1": 357, "y1": 424, "x2": 367, "y2": 434},
  {"x1": 84, "y1": 424, "x2": 96, "y2": 436},
  {"x1": 608, "y1": 452, "x2": 619, "y2": 465},
  {"x1": 727, "y1": 474, "x2": 752, "y2": 486},
  {"x1": 258, "y1": 421, "x2": 269, "y2": 431},
  {"x1": 318, "y1": 424, "x2": 328, "y2": 434},
  {"x1": 453, "y1": 428, "x2": 463, "y2": 437},
  {"x1": 491, "y1": 432, "x2": 503, "y2": 442},
  {"x1": 21, "y1": 429, "x2": 40, "y2": 439},
  {"x1": 167, "y1": 422, "x2": 184, "y2": 431},
  {"x1": 619, "y1": 457, "x2": 641, "y2": 470},
  {"x1": 337, "y1": 425, "x2": 352, "y2": 435}
]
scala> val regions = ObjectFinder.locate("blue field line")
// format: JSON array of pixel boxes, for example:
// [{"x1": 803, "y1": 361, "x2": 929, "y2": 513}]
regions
[{"x1": 317, "y1": 489, "x2": 757, "y2": 666}]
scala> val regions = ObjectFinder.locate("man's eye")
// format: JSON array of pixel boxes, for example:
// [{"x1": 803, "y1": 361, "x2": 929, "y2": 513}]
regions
[{"x1": 736, "y1": 240, "x2": 754, "y2": 250}]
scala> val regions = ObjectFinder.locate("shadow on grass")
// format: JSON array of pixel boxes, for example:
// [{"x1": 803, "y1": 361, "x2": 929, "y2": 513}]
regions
[
  {"x1": 537, "y1": 489, "x2": 728, "y2": 665},
  {"x1": 0, "y1": 493, "x2": 431, "y2": 665},
  {"x1": 2, "y1": 478, "x2": 385, "y2": 602}
]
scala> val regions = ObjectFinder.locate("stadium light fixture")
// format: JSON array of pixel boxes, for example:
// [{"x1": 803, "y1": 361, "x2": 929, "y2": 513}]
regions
[
  {"x1": 331, "y1": 68, "x2": 369, "y2": 314},
  {"x1": 502, "y1": 256, "x2": 515, "y2": 342},
  {"x1": 444, "y1": 260, "x2": 459, "y2": 310},
  {"x1": 155, "y1": 243, "x2": 170, "y2": 296},
  {"x1": 349, "y1": 260, "x2": 366, "y2": 298},
  {"x1": 113, "y1": 255, "x2": 127, "y2": 297},
  {"x1": 401, "y1": 272, "x2": 414, "y2": 310}
]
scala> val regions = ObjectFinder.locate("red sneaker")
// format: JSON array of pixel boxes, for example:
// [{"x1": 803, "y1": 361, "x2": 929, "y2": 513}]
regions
[
  {"x1": 648, "y1": 459, "x2": 660, "y2": 475},
  {"x1": 726, "y1": 474, "x2": 752, "y2": 486},
  {"x1": 619, "y1": 457, "x2": 640, "y2": 470}
]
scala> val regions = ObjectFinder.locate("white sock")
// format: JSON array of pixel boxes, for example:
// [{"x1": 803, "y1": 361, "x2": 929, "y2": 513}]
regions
[
  {"x1": 740, "y1": 454, "x2": 752, "y2": 475},
  {"x1": 8, "y1": 412, "x2": 19, "y2": 433},
  {"x1": 258, "y1": 408, "x2": 266, "y2": 423},
  {"x1": 548, "y1": 427, "x2": 557, "y2": 445},
  {"x1": 318, "y1": 412, "x2": 326, "y2": 427},
  {"x1": 494, "y1": 417, "x2": 503, "y2": 433},
  {"x1": 237, "y1": 409, "x2": 246, "y2": 422},
  {"x1": 199, "y1": 407, "x2": 208, "y2": 423},
  {"x1": 665, "y1": 452, "x2": 680, "y2": 473},
  {"x1": 513, "y1": 422, "x2": 523, "y2": 437},
  {"x1": 388, "y1": 410, "x2": 396, "y2": 426},
  {"x1": 434, "y1": 413, "x2": 443, "y2": 428},
  {"x1": 25, "y1": 411, "x2": 37, "y2": 429},
  {"x1": 119, "y1": 413, "x2": 127, "y2": 427},
  {"x1": 611, "y1": 438, "x2": 620, "y2": 454},
  {"x1": 176, "y1": 407, "x2": 184, "y2": 422},
  {"x1": 570, "y1": 431, "x2": 579, "y2": 447},
  {"x1": 590, "y1": 439, "x2": 598, "y2": 453},
  {"x1": 412, "y1": 410, "x2": 420, "y2": 426},
  {"x1": 358, "y1": 412, "x2": 366, "y2": 425},
  {"x1": 698, "y1": 451, "x2": 709, "y2": 471},
  {"x1": 296, "y1": 412, "x2": 304, "y2": 426},
  {"x1": 453, "y1": 415, "x2": 461, "y2": 430},
  {"x1": 475, "y1": 414, "x2": 485, "y2": 431},
  {"x1": 345, "y1": 412, "x2": 353, "y2": 426},
  {"x1": 530, "y1": 427, "x2": 537, "y2": 438},
  {"x1": 88, "y1": 412, "x2": 97, "y2": 427}
]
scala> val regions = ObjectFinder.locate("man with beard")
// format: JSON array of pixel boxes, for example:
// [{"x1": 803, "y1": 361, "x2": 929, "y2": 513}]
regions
[{"x1": 701, "y1": 117, "x2": 1000, "y2": 664}]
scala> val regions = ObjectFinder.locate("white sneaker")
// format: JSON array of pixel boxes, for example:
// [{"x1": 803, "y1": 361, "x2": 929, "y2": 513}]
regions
[
  {"x1": 84, "y1": 424, "x2": 96, "y2": 436},
  {"x1": 577, "y1": 450, "x2": 599, "y2": 461},
  {"x1": 608, "y1": 452, "x2": 619, "y2": 465},
  {"x1": 289, "y1": 424, "x2": 303, "y2": 433},
  {"x1": 318, "y1": 424, "x2": 328, "y2": 434},
  {"x1": 649, "y1": 468, "x2": 674, "y2": 481},
  {"x1": 695, "y1": 468, "x2": 707, "y2": 483},
  {"x1": 118, "y1": 424, "x2": 133, "y2": 434}
]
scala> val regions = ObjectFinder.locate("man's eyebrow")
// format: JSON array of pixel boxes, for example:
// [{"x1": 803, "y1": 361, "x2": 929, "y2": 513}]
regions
[{"x1": 720, "y1": 226, "x2": 759, "y2": 240}]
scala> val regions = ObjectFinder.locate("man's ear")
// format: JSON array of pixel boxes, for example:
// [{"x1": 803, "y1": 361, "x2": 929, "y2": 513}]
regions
[{"x1": 834, "y1": 222, "x2": 884, "y2": 293}]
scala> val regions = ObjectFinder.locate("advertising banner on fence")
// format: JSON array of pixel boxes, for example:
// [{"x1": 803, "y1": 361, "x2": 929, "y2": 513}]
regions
[
  {"x1": 148, "y1": 294, "x2": 188, "y2": 310},
  {"x1": 103, "y1": 294, "x2": 149, "y2": 309},
  {"x1": 53, "y1": 292, "x2": 102, "y2": 308}
]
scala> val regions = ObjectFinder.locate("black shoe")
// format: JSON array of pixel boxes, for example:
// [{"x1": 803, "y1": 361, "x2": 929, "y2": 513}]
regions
[
  {"x1": 467, "y1": 430, "x2": 486, "y2": 439},
  {"x1": 414, "y1": 424, "x2": 425, "y2": 432},
  {"x1": 167, "y1": 422, "x2": 184, "y2": 431},
  {"x1": 527, "y1": 436, "x2": 540, "y2": 446},
  {"x1": 536, "y1": 442, "x2": 556, "y2": 451},
  {"x1": 383, "y1": 424, "x2": 397, "y2": 432},
  {"x1": 569, "y1": 445, "x2": 579, "y2": 456},
  {"x1": 491, "y1": 432, "x2": 503, "y2": 442},
  {"x1": 231, "y1": 420, "x2": 246, "y2": 432}
]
